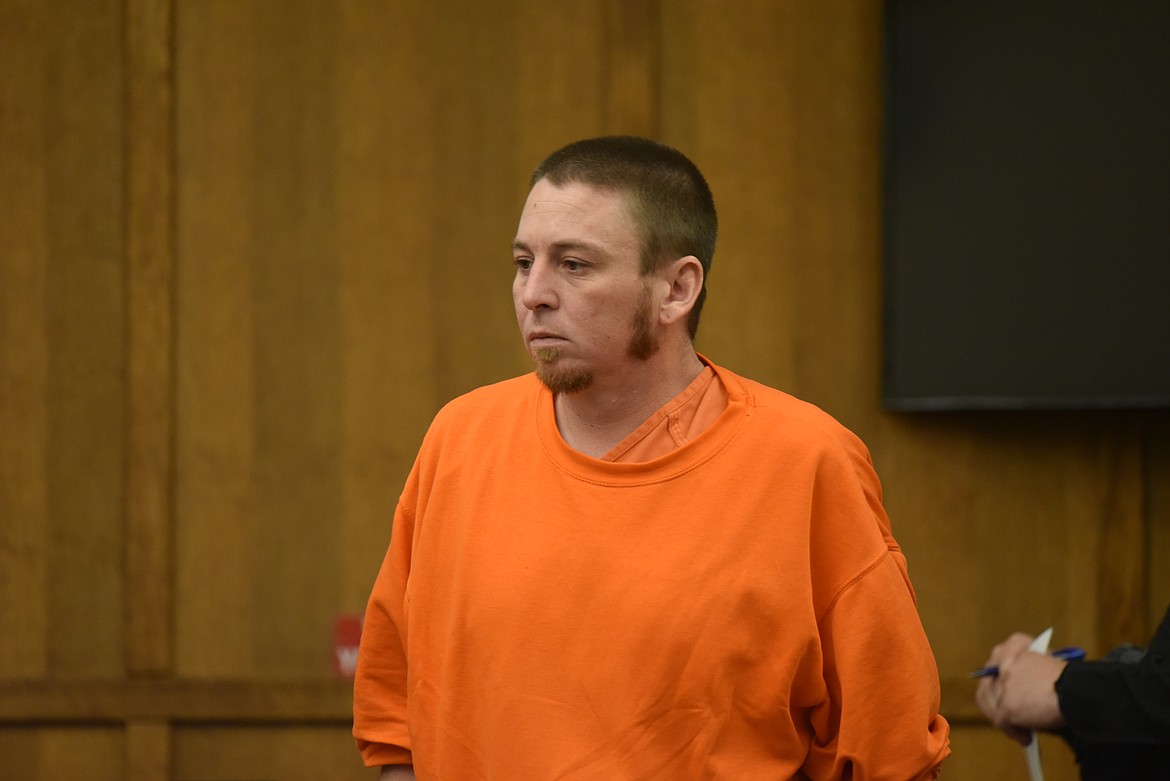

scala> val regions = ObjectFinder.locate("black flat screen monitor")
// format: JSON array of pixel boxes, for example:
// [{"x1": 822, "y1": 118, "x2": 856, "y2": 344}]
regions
[{"x1": 883, "y1": 0, "x2": 1170, "y2": 410}]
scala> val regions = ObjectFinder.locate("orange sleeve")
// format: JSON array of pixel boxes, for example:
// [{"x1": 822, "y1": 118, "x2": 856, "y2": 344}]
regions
[
  {"x1": 352, "y1": 491, "x2": 416, "y2": 768},
  {"x1": 801, "y1": 430, "x2": 950, "y2": 779},
  {"x1": 804, "y1": 554, "x2": 951, "y2": 780}
]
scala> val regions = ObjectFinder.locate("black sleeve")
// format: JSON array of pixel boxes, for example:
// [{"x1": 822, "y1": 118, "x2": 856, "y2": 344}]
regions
[{"x1": 1055, "y1": 606, "x2": 1170, "y2": 746}]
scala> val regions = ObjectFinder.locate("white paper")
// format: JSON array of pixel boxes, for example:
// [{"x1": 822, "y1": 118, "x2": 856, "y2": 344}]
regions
[{"x1": 1024, "y1": 627, "x2": 1054, "y2": 781}]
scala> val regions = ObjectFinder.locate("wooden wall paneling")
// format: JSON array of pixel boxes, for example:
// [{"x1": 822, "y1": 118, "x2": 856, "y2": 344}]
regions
[
  {"x1": 0, "y1": 727, "x2": 124, "y2": 781},
  {"x1": 660, "y1": 0, "x2": 803, "y2": 393},
  {"x1": 333, "y1": 1, "x2": 442, "y2": 607},
  {"x1": 176, "y1": 1, "x2": 350, "y2": 679},
  {"x1": 1092, "y1": 415, "x2": 1148, "y2": 651},
  {"x1": 0, "y1": 0, "x2": 51, "y2": 680},
  {"x1": 1149, "y1": 417, "x2": 1170, "y2": 629},
  {"x1": 125, "y1": 0, "x2": 176, "y2": 678},
  {"x1": 244, "y1": 0, "x2": 347, "y2": 681},
  {"x1": 603, "y1": 0, "x2": 659, "y2": 137},
  {"x1": 774, "y1": 1, "x2": 884, "y2": 432},
  {"x1": 175, "y1": 0, "x2": 265, "y2": 677},
  {"x1": 173, "y1": 724, "x2": 373, "y2": 781},
  {"x1": 884, "y1": 415, "x2": 1137, "y2": 669},
  {"x1": 0, "y1": 678, "x2": 350, "y2": 722},
  {"x1": 43, "y1": 0, "x2": 127, "y2": 679},
  {"x1": 508, "y1": 1, "x2": 609, "y2": 181},
  {"x1": 125, "y1": 720, "x2": 171, "y2": 781}
]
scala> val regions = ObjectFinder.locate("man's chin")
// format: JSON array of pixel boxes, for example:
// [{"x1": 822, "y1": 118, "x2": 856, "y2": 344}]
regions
[{"x1": 534, "y1": 361, "x2": 593, "y2": 395}]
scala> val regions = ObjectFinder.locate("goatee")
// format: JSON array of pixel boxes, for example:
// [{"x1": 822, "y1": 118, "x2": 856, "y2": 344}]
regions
[{"x1": 533, "y1": 347, "x2": 593, "y2": 394}]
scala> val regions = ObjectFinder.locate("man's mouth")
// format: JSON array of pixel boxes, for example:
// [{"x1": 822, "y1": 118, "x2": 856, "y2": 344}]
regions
[{"x1": 528, "y1": 333, "x2": 566, "y2": 348}]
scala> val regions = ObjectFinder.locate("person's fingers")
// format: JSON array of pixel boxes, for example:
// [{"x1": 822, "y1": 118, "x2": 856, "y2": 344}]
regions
[
  {"x1": 998, "y1": 633, "x2": 1035, "y2": 664},
  {"x1": 975, "y1": 675, "x2": 998, "y2": 717},
  {"x1": 996, "y1": 652, "x2": 1069, "y2": 730},
  {"x1": 982, "y1": 632, "x2": 1036, "y2": 688},
  {"x1": 977, "y1": 632, "x2": 1050, "y2": 744},
  {"x1": 983, "y1": 632, "x2": 1033, "y2": 668}
]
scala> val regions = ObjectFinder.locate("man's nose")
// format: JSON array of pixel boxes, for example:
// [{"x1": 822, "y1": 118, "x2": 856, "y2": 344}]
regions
[{"x1": 519, "y1": 261, "x2": 557, "y2": 310}]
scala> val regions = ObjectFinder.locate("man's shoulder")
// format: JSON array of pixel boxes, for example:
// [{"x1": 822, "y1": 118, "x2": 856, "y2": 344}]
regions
[
  {"x1": 712, "y1": 363, "x2": 866, "y2": 454},
  {"x1": 428, "y1": 372, "x2": 541, "y2": 430},
  {"x1": 442, "y1": 372, "x2": 537, "y2": 407},
  {"x1": 716, "y1": 365, "x2": 841, "y2": 427}
]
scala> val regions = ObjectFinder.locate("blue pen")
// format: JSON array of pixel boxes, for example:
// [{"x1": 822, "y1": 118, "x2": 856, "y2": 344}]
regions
[{"x1": 968, "y1": 646, "x2": 1086, "y2": 678}]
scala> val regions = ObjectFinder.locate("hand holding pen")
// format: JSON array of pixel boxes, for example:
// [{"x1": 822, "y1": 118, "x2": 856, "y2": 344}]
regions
[
  {"x1": 969, "y1": 646, "x2": 1086, "y2": 678},
  {"x1": 974, "y1": 633, "x2": 1081, "y2": 745}
]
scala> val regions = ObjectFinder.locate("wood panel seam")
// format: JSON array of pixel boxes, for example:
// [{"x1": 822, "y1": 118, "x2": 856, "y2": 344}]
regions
[{"x1": 124, "y1": 0, "x2": 176, "y2": 677}]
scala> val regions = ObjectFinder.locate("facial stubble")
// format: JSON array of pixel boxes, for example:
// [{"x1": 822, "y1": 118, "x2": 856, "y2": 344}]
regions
[{"x1": 533, "y1": 284, "x2": 660, "y2": 394}]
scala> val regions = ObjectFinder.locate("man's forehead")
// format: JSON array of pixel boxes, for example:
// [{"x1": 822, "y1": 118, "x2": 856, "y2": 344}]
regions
[
  {"x1": 514, "y1": 181, "x2": 640, "y2": 257},
  {"x1": 521, "y1": 183, "x2": 635, "y2": 242},
  {"x1": 524, "y1": 179, "x2": 628, "y2": 213}
]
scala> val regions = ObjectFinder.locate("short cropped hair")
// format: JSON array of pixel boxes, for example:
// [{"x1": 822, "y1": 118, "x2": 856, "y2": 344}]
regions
[{"x1": 530, "y1": 136, "x2": 717, "y2": 339}]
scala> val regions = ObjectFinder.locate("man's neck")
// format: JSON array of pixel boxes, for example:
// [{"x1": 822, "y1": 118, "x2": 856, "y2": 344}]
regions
[{"x1": 553, "y1": 346, "x2": 705, "y2": 458}]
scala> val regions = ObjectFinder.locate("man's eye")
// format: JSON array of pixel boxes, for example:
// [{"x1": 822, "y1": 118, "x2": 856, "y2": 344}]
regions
[
  {"x1": 514, "y1": 258, "x2": 533, "y2": 271},
  {"x1": 563, "y1": 259, "x2": 583, "y2": 272}
]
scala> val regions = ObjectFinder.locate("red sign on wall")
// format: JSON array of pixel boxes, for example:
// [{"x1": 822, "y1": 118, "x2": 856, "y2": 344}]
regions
[{"x1": 332, "y1": 613, "x2": 363, "y2": 677}]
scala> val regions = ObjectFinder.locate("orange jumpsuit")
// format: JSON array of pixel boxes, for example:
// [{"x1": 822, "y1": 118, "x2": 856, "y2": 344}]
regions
[{"x1": 354, "y1": 363, "x2": 950, "y2": 779}]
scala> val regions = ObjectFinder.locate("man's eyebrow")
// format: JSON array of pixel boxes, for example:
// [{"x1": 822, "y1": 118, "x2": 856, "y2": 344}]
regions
[{"x1": 511, "y1": 239, "x2": 604, "y2": 255}]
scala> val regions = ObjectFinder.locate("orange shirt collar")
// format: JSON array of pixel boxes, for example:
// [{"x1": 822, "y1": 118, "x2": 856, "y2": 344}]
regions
[{"x1": 602, "y1": 358, "x2": 729, "y2": 463}]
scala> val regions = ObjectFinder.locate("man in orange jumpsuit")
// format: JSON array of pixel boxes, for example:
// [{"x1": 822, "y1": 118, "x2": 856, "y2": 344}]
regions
[{"x1": 354, "y1": 136, "x2": 950, "y2": 780}]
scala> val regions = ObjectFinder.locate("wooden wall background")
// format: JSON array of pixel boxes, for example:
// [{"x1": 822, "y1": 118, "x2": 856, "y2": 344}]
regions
[{"x1": 1, "y1": 1, "x2": 1166, "y2": 779}]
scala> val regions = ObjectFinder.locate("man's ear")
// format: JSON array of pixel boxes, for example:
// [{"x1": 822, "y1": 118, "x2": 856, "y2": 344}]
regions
[{"x1": 657, "y1": 256, "x2": 704, "y2": 326}]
